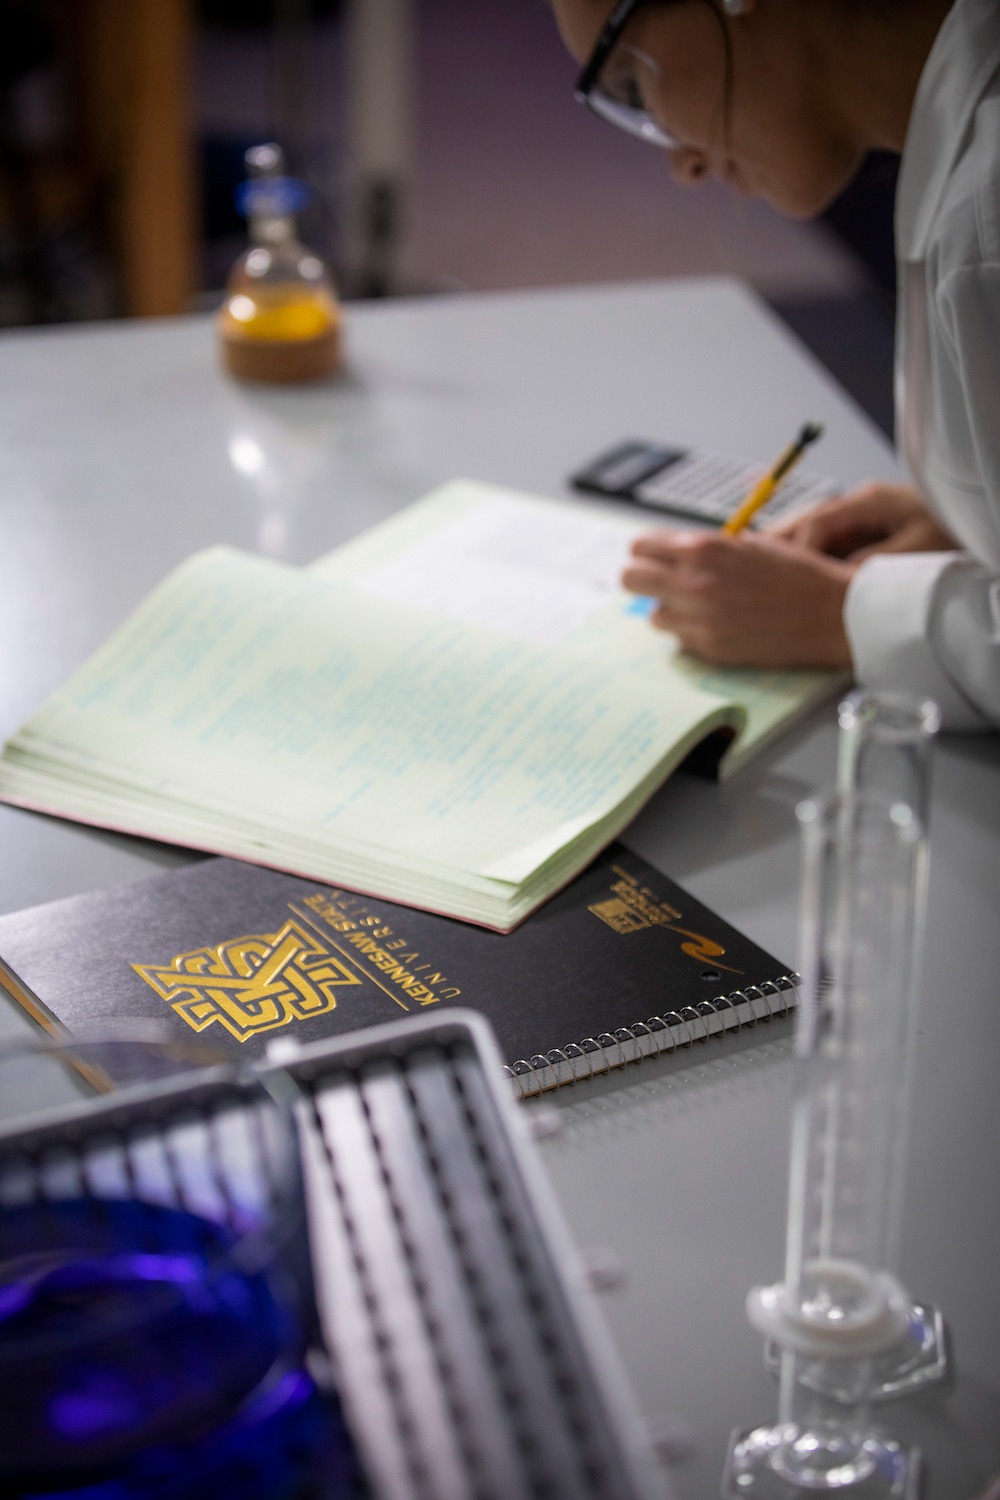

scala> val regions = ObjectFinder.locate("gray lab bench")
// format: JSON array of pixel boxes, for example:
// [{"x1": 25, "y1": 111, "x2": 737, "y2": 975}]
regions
[{"x1": 1, "y1": 278, "x2": 997, "y2": 1496}]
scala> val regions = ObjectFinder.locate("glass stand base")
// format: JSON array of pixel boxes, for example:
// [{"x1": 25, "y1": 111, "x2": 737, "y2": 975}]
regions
[
  {"x1": 763, "y1": 1303, "x2": 947, "y2": 1402},
  {"x1": 723, "y1": 1426, "x2": 920, "y2": 1499}
]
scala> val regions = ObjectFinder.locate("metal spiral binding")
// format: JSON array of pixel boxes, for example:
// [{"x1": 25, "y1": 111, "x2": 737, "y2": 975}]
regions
[{"x1": 504, "y1": 972, "x2": 800, "y2": 1099}]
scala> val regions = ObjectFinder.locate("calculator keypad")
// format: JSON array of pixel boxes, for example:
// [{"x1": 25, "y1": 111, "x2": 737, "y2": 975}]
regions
[{"x1": 637, "y1": 452, "x2": 835, "y2": 525}]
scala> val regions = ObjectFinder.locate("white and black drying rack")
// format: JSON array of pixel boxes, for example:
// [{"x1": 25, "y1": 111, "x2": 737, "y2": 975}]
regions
[
  {"x1": 265, "y1": 1010, "x2": 672, "y2": 1500},
  {"x1": 0, "y1": 1011, "x2": 672, "y2": 1500}
]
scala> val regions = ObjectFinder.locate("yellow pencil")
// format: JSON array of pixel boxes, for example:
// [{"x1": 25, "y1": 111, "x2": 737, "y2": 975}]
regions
[{"x1": 722, "y1": 421, "x2": 824, "y2": 535}]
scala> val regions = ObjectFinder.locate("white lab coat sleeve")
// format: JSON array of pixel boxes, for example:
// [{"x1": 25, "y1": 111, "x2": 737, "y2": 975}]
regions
[
  {"x1": 939, "y1": 262, "x2": 1000, "y2": 513},
  {"x1": 927, "y1": 263, "x2": 1000, "y2": 727},
  {"x1": 845, "y1": 261, "x2": 1000, "y2": 732},
  {"x1": 844, "y1": 553, "x2": 991, "y2": 730}
]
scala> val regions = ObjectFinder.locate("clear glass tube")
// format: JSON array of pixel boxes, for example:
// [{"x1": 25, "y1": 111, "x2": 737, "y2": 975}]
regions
[
  {"x1": 837, "y1": 688, "x2": 939, "y2": 841},
  {"x1": 834, "y1": 689, "x2": 937, "y2": 1287},
  {"x1": 787, "y1": 788, "x2": 926, "y2": 1305},
  {"x1": 726, "y1": 690, "x2": 938, "y2": 1496},
  {"x1": 761, "y1": 690, "x2": 947, "y2": 1403}
]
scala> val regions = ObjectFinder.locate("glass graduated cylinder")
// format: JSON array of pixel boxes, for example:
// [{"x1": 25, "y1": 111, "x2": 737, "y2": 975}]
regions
[
  {"x1": 837, "y1": 690, "x2": 939, "y2": 831},
  {"x1": 784, "y1": 788, "x2": 927, "y2": 1334},
  {"x1": 727, "y1": 788, "x2": 928, "y2": 1497}
]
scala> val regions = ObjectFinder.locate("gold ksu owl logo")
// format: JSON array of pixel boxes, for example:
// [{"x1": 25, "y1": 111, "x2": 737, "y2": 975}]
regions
[{"x1": 133, "y1": 919, "x2": 362, "y2": 1043}]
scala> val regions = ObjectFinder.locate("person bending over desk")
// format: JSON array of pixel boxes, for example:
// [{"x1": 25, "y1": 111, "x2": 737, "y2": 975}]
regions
[{"x1": 553, "y1": 0, "x2": 1000, "y2": 731}]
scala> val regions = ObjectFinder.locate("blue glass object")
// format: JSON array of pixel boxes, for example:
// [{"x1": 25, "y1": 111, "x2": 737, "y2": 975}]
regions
[
  {"x1": 235, "y1": 175, "x2": 311, "y2": 219},
  {"x1": 0, "y1": 1199, "x2": 356, "y2": 1500}
]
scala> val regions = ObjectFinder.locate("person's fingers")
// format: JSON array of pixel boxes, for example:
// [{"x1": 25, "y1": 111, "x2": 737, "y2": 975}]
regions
[
  {"x1": 649, "y1": 604, "x2": 748, "y2": 663},
  {"x1": 649, "y1": 607, "x2": 708, "y2": 651},
  {"x1": 629, "y1": 529, "x2": 692, "y2": 565},
  {"x1": 849, "y1": 520, "x2": 955, "y2": 561},
  {"x1": 626, "y1": 555, "x2": 671, "y2": 588},
  {"x1": 771, "y1": 497, "x2": 883, "y2": 554},
  {"x1": 631, "y1": 529, "x2": 734, "y2": 573},
  {"x1": 621, "y1": 561, "x2": 674, "y2": 597},
  {"x1": 650, "y1": 604, "x2": 678, "y2": 633},
  {"x1": 770, "y1": 515, "x2": 805, "y2": 542},
  {"x1": 770, "y1": 481, "x2": 942, "y2": 556},
  {"x1": 624, "y1": 530, "x2": 722, "y2": 598},
  {"x1": 772, "y1": 510, "x2": 844, "y2": 546},
  {"x1": 626, "y1": 574, "x2": 711, "y2": 625},
  {"x1": 647, "y1": 585, "x2": 705, "y2": 625},
  {"x1": 647, "y1": 531, "x2": 855, "y2": 667}
]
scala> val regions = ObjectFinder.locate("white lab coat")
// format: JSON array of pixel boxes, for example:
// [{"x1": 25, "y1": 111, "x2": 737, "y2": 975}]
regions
[{"x1": 844, "y1": 0, "x2": 1000, "y2": 731}]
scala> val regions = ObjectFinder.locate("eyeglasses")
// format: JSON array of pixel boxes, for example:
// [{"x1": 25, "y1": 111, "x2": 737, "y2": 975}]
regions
[{"x1": 574, "y1": 0, "x2": 680, "y2": 150}]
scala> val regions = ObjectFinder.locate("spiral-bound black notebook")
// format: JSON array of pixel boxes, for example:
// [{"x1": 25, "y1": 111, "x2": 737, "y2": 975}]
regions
[{"x1": 0, "y1": 847, "x2": 796, "y2": 1097}]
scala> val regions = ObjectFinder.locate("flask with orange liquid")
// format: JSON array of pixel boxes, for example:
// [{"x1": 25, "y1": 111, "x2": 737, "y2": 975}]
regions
[{"x1": 218, "y1": 144, "x2": 342, "y2": 382}]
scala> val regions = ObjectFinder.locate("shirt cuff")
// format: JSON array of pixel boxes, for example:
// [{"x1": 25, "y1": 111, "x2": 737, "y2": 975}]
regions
[{"x1": 844, "y1": 552, "x2": 988, "y2": 730}]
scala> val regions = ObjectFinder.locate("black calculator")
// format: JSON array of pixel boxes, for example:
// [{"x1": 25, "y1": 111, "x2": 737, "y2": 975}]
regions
[{"x1": 570, "y1": 439, "x2": 835, "y2": 526}]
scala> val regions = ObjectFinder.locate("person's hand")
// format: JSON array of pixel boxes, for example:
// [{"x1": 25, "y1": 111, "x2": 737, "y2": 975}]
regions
[
  {"x1": 622, "y1": 528, "x2": 854, "y2": 669},
  {"x1": 772, "y1": 481, "x2": 958, "y2": 561}
]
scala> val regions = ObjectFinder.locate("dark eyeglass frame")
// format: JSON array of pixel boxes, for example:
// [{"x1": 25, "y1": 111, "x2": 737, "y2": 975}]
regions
[
  {"x1": 573, "y1": 0, "x2": 679, "y2": 150},
  {"x1": 574, "y1": 0, "x2": 647, "y2": 104}
]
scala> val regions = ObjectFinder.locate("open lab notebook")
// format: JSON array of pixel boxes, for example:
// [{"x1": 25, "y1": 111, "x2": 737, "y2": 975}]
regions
[{"x1": 0, "y1": 480, "x2": 840, "y2": 930}]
